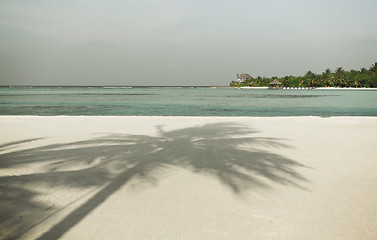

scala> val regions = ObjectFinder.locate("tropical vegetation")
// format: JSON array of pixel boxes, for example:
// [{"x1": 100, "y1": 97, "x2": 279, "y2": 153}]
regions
[{"x1": 230, "y1": 62, "x2": 377, "y2": 88}]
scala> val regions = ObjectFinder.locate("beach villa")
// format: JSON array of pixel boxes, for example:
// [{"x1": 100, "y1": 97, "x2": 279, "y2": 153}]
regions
[{"x1": 237, "y1": 73, "x2": 252, "y2": 83}]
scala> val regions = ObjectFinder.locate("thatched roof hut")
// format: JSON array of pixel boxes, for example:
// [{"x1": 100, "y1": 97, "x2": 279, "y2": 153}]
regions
[
  {"x1": 269, "y1": 79, "x2": 282, "y2": 85},
  {"x1": 237, "y1": 73, "x2": 252, "y2": 79},
  {"x1": 269, "y1": 79, "x2": 282, "y2": 89},
  {"x1": 237, "y1": 73, "x2": 252, "y2": 82}
]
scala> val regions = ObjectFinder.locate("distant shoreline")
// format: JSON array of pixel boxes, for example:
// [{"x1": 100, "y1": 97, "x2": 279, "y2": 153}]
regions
[
  {"x1": 2, "y1": 85, "x2": 377, "y2": 90},
  {"x1": 214, "y1": 86, "x2": 377, "y2": 90},
  {"x1": 0, "y1": 85, "x2": 217, "y2": 88}
]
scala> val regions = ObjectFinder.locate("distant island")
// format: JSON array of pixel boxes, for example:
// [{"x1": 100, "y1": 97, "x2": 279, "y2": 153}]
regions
[{"x1": 230, "y1": 62, "x2": 377, "y2": 88}]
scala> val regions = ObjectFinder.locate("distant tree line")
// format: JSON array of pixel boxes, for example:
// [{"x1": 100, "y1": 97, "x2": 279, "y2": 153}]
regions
[{"x1": 230, "y1": 62, "x2": 377, "y2": 88}]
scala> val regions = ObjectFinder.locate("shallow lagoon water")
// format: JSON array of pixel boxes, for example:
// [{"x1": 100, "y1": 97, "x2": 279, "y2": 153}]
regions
[{"x1": 0, "y1": 87, "x2": 376, "y2": 116}]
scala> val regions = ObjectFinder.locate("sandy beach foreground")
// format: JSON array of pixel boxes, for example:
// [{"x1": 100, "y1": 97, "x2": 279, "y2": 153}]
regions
[{"x1": 1, "y1": 116, "x2": 377, "y2": 239}]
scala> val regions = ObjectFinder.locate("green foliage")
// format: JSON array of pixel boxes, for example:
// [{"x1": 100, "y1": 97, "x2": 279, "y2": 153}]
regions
[{"x1": 229, "y1": 63, "x2": 377, "y2": 88}]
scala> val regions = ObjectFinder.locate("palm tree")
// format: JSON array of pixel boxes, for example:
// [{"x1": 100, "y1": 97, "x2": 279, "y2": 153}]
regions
[
  {"x1": 335, "y1": 67, "x2": 346, "y2": 87},
  {"x1": 370, "y1": 62, "x2": 377, "y2": 75},
  {"x1": 322, "y1": 68, "x2": 332, "y2": 87},
  {"x1": 306, "y1": 71, "x2": 316, "y2": 87},
  {"x1": 255, "y1": 76, "x2": 262, "y2": 86},
  {"x1": 360, "y1": 68, "x2": 368, "y2": 74},
  {"x1": 353, "y1": 77, "x2": 361, "y2": 88},
  {"x1": 299, "y1": 78, "x2": 304, "y2": 87},
  {"x1": 283, "y1": 76, "x2": 290, "y2": 87},
  {"x1": 305, "y1": 70, "x2": 313, "y2": 76}
]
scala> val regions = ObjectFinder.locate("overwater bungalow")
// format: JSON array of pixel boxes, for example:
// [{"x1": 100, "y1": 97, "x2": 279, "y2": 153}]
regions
[{"x1": 269, "y1": 79, "x2": 282, "y2": 89}]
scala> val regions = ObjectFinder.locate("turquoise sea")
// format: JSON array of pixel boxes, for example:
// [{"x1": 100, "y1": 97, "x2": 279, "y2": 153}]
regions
[{"x1": 0, "y1": 87, "x2": 377, "y2": 116}]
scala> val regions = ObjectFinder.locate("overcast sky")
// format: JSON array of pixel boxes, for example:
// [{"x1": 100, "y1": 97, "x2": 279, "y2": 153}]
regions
[{"x1": 1, "y1": 0, "x2": 377, "y2": 86}]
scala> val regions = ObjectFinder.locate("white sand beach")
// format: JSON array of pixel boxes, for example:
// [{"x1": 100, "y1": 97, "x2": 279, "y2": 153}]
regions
[{"x1": 1, "y1": 116, "x2": 377, "y2": 240}]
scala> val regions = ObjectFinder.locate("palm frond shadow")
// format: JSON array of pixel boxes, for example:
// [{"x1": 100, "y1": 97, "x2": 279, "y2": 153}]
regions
[{"x1": 0, "y1": 122, "x2": 307, "y2": 240}]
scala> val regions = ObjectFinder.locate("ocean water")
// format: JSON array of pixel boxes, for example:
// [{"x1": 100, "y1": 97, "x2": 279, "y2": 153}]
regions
[{"x1": 0, "y1": 87, "x2": 377, "y2": 116}]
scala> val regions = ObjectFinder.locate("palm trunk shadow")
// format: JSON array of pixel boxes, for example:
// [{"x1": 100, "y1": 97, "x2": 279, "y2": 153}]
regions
[{"x1": 36, "y1": 165, "x2": 138, "y2": 240}]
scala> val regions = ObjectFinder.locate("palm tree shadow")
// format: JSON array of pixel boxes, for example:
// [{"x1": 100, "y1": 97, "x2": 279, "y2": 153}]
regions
[{"x1": 0, "y1": 122, "x2": 308, "y2": 240}]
